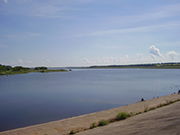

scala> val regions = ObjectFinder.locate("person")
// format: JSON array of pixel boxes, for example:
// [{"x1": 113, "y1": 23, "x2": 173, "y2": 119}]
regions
[
  {"x1": 141, "y1": 98, "x2": 144, "y2": 101},
  {"x1": 178, "y1": 90, "x2": 180, "y2": 94}
]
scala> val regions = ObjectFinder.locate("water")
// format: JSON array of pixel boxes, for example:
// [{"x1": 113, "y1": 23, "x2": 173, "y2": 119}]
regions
[{"x1": 0, "y1": 68, "x2": 180, "y2": 131}]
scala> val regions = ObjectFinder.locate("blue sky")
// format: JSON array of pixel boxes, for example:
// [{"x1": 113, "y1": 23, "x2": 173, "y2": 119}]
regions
[{"x1": 0, "y1": 0, "x2": 180, "y2": 67}]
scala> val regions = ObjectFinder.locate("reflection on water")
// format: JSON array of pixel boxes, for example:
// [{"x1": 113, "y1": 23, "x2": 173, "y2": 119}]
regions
[{"x1": 0, "y1": 69, "x2": 180, "y2": 131}]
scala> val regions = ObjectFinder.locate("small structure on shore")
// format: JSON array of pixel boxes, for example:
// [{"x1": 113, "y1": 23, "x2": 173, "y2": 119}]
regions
[{"x1": 141, "y1": 98, "x2": 144, "y2": 101}]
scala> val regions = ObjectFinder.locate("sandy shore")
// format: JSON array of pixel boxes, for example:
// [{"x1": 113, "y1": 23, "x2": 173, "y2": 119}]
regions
[{"x1": 0, "y1": 94, "x2": 180, "y2": 135}]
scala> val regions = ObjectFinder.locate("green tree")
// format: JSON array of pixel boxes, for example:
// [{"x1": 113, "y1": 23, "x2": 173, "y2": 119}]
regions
[
  {"x1": 12, "y1": 66, "x2": 30, "y2": 71},
  {"x1": 0, "y1": 64, "x2": 12, "y2": 72},
  {"x1": 34, "y1": 66, "x2": 48, "y2": 70}
]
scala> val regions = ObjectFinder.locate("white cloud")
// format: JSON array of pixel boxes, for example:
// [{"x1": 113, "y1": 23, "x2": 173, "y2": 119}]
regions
[
  {"x1": 86, "y1": 26, "x2": 156, "y2": 37},
  {"x1": 1, "y1": 1, "x2": 67, "y2": 18},
  {"x1": 83, "y1": 58, "x2": 91, "y2": 65},
  {"x1": 83, "y1": 57, "x2": 120, "y2": 65},
  {"x1": 103, "y1": 57, "x2": 121, "y2": 64},
  {"x1": 76, "y1": 3, "x2": 180, "y2": 38},
  {"x1": 136, "y1": 53, "x2": 143, "y2": 59},
  {"x1": 18, "y1": 59, "x2": 23, "y2": 63},
  {"x1": 125, "y1": 55, "x2": 129, "y2": 59},
  {"x1": 119, "y1": 4, "x2": 180, "y2": 23},
  {"x1": 81, "y1": 52, "x2": 178, "y2": 66},
  {"x1": 29, "y1": 5, "x2": 65, "y2": 18},
  {"x1": 96, "y1": 58, "x2": 102, "y2": 63},
  {"x1": 46, "y1": 59, "x2": 50, "y2": 62},
  {"x1": 5, "y1": 32, "x2": 41, "y2": 40},
  {"x1": 78, "y1": 22, "x2": 180, "y2": 37},
  {"x1": 16, "y1": 59, "x2": 33, "y2": 65},
  {"x1": 103, "y1": 57, "x2": 114, "y2": 64},
  {"x1": 148, "y1": 45, "x2": 162, "y2": 57},
  {"x1": 167, "y1": 50, "x2": 179, "y2": 59},
  {"x1": 101, "y1": 56, "x2": 130, "y2": 65}
]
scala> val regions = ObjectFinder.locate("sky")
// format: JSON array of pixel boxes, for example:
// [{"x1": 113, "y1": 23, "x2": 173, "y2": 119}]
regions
[{"x1": 0, "y1": 0, "x2": 180, "y2": 67}]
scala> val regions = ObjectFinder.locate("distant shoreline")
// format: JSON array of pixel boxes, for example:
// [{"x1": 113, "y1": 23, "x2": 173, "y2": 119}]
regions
[
  {"x1": 0, "y1": 69, "x2": 68, "y2": 76},
  {"x1": 0, "y1": 64, "x2": 68, "y2": 76},
  {"x1": 87, "y1": 62, "x2": 180, "y2": 69},
  {"x1": 68, "y1": 62, "x2": 180, "y2": 69},
  {"x1": 1, "y1": 62, "x2": 180, "y2": 76}
]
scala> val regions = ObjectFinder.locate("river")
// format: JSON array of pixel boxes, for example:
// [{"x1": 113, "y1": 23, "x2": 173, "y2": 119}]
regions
[{"x1": 0, "y1": 68, "x2": 180, "y2": 131}]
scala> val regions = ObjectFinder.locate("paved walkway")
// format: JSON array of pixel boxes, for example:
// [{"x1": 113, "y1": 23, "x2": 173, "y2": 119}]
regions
[
  {"x1": 0, "y1": 94, "x2": 180, "y2": 135},
  {"x1": 77, "y1": 101, "x2": 180, "y2": 135}
]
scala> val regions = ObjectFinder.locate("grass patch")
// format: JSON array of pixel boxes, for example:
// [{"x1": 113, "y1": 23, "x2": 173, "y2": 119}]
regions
[
  {"x1": 116, "y1": 112, "x2": 130, "y2": 121},
  {"x1": 98, "y1": 119, "x2": 109, "y2": 126},
  {"x1": 69, "y1": 130, "x2": 76, "y2": 134},
  {"x1": 157, "y1": 103, "x2": 163, "y2": 108},
  {"x1": 144, "y1": 104, "x2": 149, "y2": 112},
  {"x1": 130, "y1": 112, "x2": 135, "y2": 116},
  {"x1": 144, "y1": 107, "x2": 149, "y2": 112},
  {"x1": 151, "y1": 99, "x2": 180, "y2": 111}
]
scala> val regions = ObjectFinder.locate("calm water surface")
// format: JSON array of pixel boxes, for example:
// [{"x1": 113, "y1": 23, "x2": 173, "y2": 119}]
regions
[{"x1": 0, "y1": 69, "x2": 180, "y2": 131}]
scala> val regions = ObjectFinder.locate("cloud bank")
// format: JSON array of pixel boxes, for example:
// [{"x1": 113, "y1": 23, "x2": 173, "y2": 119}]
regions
[{"x1": 82, "y1": 45, "x2": 180, "y2": 66}]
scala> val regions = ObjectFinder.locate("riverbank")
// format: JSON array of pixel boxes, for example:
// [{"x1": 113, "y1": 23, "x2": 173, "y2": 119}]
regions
[
  {"x1": 77, "y1": 99, "x2": 180, "y2": 135},
  {"x1": 0, "y1": 93, "x2": 180, "y2": 135}
]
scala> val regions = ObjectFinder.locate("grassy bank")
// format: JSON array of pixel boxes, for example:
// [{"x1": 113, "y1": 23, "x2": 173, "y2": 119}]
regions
[
  {"x1": 0, "y1": 69, "x2": 68, "y2": 76},
  {"x1": 0, "y1": 64, "x2": 68, "y2": 76}
]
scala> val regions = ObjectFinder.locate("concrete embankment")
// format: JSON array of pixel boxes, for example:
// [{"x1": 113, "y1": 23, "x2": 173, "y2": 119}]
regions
[
  {"x1": 77, "y1": 99, "x2": 180, "y2": 135},
  {"x1": 1, "y1": 94, "x2": 180, "y2": 135}
]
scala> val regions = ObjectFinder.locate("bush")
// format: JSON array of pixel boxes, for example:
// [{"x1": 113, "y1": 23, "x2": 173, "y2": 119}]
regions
[
  {"x1": 0, "y1": 64, "x2": 12, "y2": 72},
  {"x1": 116, "y1": 112, "x2": 130, "y2": 120},
  {"x1": 12, "y1": 66, "x2": 30, "y2": 71},
  {"x1": 144, "y1": 108, "x2": 148, "y2": 112},
  {"x1": 69, "y1": 130, "x2": 75, "y2": 134},
  {"x1": 98, "y1": 119, "x2": 109, "y2": 126},
  {"x1": 90, "y1": 122, "x2": 97, "y2": 129}
]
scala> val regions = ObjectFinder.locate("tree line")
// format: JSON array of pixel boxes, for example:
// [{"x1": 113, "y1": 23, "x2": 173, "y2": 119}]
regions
[
  {"x1": 0, "y1": 64, "x2": 48, "y2": 72},
  {"x1": 89, "y1": 62, "x2": 180, "y2": 68}
]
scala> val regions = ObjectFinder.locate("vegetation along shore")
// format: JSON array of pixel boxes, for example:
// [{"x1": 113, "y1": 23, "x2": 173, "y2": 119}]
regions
[
  {"x1": 0, "y1": 64, "x2": 68, "y2": 76},
  {"x1": 1, "y1": 62, "x2": 180, "y2": 75},
  {"x1": 89, "y1": 62, "x2": 180, "y2": 69}
]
